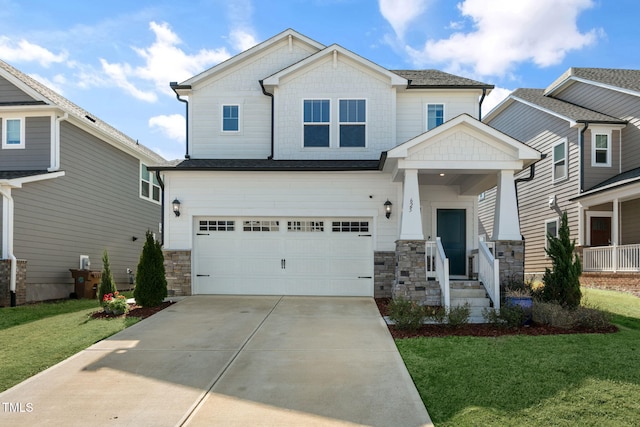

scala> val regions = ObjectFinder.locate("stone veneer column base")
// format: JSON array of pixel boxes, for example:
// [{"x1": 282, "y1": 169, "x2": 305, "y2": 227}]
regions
[
  {"x1": 494, "y1": 240, "x2": 524, "y2": 292},
  {"x1": 393, "y1": 240, "x2": 441, "y2": 305},
  {"x1": 163, "y1": 250, "x2": 192, "y2": 296},
  {"x1": 374, "y1": 251, "x2": 395, "y2": 298},
  {"x1": 0, "y1": 259, "x2": 27, "y2": 306}
]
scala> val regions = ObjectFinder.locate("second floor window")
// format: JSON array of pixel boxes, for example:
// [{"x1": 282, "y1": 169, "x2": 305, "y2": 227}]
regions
[
  {"x1": 222, "y1": 105, "x2": 239, "y2": 132},
  {"x1": 593, "y1": 132, "x2": 610, "y2": 166},
  {"x1": 141, "y1": 164, "x2": 161, "y2": 203},
  {"x1": 545, "y1": 218, "x2": 559, "y2": 253},
  {"x1": 2, "y1": 118, "x2": 24, "y2": 149},
  {"x1": 552, "y1": 140, "x2": 567, "y2": 182},
  {"x1": 303, "y1": 99, "x2": 330, "y2": 147},
  {"x1": 427, "y1": 104, "x2": 444, "y2": 130},
  {"x1": 339, "y1": 99, "x2": 366, "y2": 147}
]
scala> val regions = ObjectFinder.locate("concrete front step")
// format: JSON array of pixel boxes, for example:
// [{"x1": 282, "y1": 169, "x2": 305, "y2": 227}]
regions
[
  {"x1": 450, "y1": 288, "x2": 487, "y2": 299},
  {"x1": 451, "y1": 297, "x2": 491, "y2": 307},
  {"x1": 450, "y1": 280, "x2": 484, "y2": 289}
]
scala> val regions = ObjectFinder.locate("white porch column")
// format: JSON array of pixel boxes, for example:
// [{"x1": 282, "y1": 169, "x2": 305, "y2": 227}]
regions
[
  {"x1": 577, "y1": 203, "x2": 584, "y2": 246},
  {"x1": 399, "y1": 169, "x2": 424, "y2": 240},
  {"x1": 492, "y1": 170, "x2": 522, "y2": 241},
  {"x1": 612, "y1": 198, "x2": 619, "y2": 245}
]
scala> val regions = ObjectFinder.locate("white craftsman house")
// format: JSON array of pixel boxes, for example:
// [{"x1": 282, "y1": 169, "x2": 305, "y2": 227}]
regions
[{"x1": 152, "y1": 29, "x2": 540, "y2": 314}]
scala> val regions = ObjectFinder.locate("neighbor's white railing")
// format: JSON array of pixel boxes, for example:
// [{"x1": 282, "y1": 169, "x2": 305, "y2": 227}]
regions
[
  {"x1": 583, "y1": 244, "x2": 640, "y2": 272},
  {"x1": 435, "y1": 237, "x2": 450, "y2": 310},
  {"x1": 478, "y1": 240, "x2": 500, "y2": 311}
]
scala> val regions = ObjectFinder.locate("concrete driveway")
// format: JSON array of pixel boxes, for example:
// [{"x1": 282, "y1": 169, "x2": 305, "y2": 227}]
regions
[{"x1": 0, "y1": 296, "x2": 432, "y2": 426}]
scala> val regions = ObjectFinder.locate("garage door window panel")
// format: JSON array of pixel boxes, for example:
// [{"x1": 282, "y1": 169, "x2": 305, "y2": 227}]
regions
[
  {"x1": 199, "y1": 220, "x2": 235, "y2": 231},
  {"x1": 332, "y1": 221, "x2": 369, "y2": 232},
  {"x1": 243, "y1": 220, "x2": 280, "y2": 232},
  {"x1": 287, "y1": 220, "x2": 324, "y2": 232}
]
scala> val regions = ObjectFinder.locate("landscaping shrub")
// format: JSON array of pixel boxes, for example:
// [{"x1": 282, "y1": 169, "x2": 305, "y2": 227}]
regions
[
  {"x1": 483, "y1": 305, "x2": 528, "y2": 328},
  {"x1": 134, "y1": 231, "x2": 167, "y2": 307},
  {"x1": 98, "y1": 250, "x2": 117, "y2": 305},
  {"x1": 426, "y1": 305, "x2": 447, "y2": 324},
  {"x1": 542, "y1": 211, "x2": 582, "y2": 308},
  {"x1": 573, "y1": 305, "x2": 612, "y2": 329},
  {"x1": 388, "y1": 297, "x2": 425, "y2": 331},
  {"x1": 532, "y1": 301, "x2": 574, "y2": 328},
  {"x1": 447, "y1": 303, "x2": 470, "y2": 327}
]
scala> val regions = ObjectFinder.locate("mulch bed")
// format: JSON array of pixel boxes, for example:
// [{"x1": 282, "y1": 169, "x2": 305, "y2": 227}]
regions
[
  {"x1": 375, "y1": 297, "x2": 619, "y2": 339},
  {"x1": 90, "y1": 301, "x2": 174, "y2": 320}
]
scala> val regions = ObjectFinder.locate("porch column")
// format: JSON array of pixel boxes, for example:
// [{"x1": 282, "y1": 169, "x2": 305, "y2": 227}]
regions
[
  {"x1": 492, "y1": 170, "x2": 522, "y2": 241},
  {"x1": 399, "y1": 169, "x2": 424, "y2": 240},
  {"x1": 613, "y1": 198, "x2": 619, "y2": 272}
]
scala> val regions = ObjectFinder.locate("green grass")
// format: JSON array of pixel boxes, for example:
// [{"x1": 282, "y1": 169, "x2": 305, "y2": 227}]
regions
[
  {"x1": 398, "y1": 288, "x2": 640, "y2": 426},
  {"x1": 0, "y1": 297, "x2": 139, "y2": 392}
]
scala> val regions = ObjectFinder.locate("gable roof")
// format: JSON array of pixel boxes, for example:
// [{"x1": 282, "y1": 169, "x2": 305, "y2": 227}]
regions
[
  {"x1": 0, "y1": 59, "x2": 165, "y2": 164},
  {"x1": 149, "y1": 158, "x2": 381, "y2": 172},
  {"x1": 545, "y1": 67, "x2": 640, "y2": 97},
  {"x1": 391, "y1": 70, "x2": 493, "y2": 90}
]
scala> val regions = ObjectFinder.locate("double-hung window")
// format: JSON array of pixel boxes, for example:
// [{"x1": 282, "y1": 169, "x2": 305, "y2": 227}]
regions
[
  {"x1": 592, "y1": 131, "x2": 611, "y2": 167},
  {"x1": 427, "y1": 104, "x2": 444, "y2": 130},
  {"x1": 140, "y1": 164, "x2": 161, "y2": 203},
  {"x1": 339, "y1": 99, "x2": 366, "y2": 147},
  {"x1": 552, "y1": 139, "x2": 567, "y2": 182},
  {"x1": 545, "y1": 218, "x2": 559, "y2": 252},
  {"x1": 303, "y1": 99, "x2": 330, "y2": 147},
  {"x1": 222, "y1": 105, "x2": 239, "y2": 132},
  {"x1": 2, "y1": 118, "x2": 25, "y2": 149}
]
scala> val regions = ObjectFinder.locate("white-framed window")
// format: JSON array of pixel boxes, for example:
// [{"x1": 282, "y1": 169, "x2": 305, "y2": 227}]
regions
[
  {"x1": 592, "y1": 130, "x2": 611, "y2": 167},
  {"x1": 222, "y1": 105, "x2": 240, "y2": 132},
  {"x1": 2, "y1": 117, "x2": 25, "y2": 149},
  {"x1": 339, "y1": 99, "x2": 366, "y2": 147},
  {"x1": 303, "y1": 99, "x2": 330, "y2": 147},
  {"x1": 140, "y1": 163, "x2": 161, "y2": 203},
  {"x1": 426, "y1": 104, "x2": 445, "y2": 131},
  {"x1": 545, "y1": 217, "x2": 559, "y2": 252},
  {"x1": 552, "y1": 139, "x2": 568, "y2": 182}
]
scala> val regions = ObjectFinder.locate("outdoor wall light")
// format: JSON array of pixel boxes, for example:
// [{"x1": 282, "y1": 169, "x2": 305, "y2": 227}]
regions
[
  {"x1": 384, "y1": 200, "x2": 393, "y2": 219},
  {"x1": 172, "y1": 198, "x2": 181, "y2": 217}
]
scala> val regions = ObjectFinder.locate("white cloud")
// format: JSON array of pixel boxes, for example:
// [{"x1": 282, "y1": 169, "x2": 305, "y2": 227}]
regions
[
  {"x1": 379, "y1": 0, "x2": 427, "y2": 39},
  {"x1": 230, "y1": 29, "x2": 258, "y2": 52},
  {"x1": 226, "y1": 0, "x2": 258, "y2": 52},
  {"x1": 406, "y1": 0, "x2": 600, "y2": 77},
  {"x1": 0, "y1": 36, "x2": 67, "y2": 67},
  {"x1": 149, "y1": 114, "x2": 185, "y2": 143},
  {"x1": 482, "y1": 87, "x2": 512, "y2": 117}
]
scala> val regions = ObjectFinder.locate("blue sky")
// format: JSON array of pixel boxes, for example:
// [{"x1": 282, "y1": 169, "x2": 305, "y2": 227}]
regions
[{"x1": 0, "y1": 0, "x2": 637, "y2": 160}]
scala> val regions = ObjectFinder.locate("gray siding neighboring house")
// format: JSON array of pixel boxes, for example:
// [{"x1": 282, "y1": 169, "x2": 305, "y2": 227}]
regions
[
  {"x1": 0, "y1": 59, "x2": 165, "y2": 305},
  {"x1": 481, "y1": 68, "x2": 640, "y2": 284}
]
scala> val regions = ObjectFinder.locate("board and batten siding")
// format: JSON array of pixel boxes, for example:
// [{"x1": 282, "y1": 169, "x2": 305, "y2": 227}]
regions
[
  {"x1": 162, "y1": 170, "x2": 401, "y2": 252},
  {"x1": 189, "y1": 38, "x2": 319, "y2": 159},
  {"x1": 0, "y1": 116, "x2": 51, "y2": 170},
  {"x1": 273, "y1": 55, "x2": 394, "y2": 160},
  {"x1": 395, "y1": 90, "x2": 480, "y2": 145},
  {"x1": 554, "y1": 81, "x2": 640, "y2": 173},
  {"x1": 0, "y1": 75, "x2": 36, "y2": 103},
  {"x1": 485, "y1": 101, "x2": 580, "y2": 273},
  {"x1": 12, "y1": 121, "x2": 160, "y2": 299}
]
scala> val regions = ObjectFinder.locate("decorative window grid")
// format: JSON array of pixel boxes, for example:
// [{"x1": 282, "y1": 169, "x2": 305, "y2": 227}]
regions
[
  {"x1": 287, "y1": 220, "x2": 324, "y2": 232},
  {"x1": 199, "y1": 220, "x2": 235, "y2": 231},
  {"x1": 243, "y1": 220, "x2": 280, "y2": 232},
  {"x1": 332, "y1": 221, "x2": 369, "y2": 232}
]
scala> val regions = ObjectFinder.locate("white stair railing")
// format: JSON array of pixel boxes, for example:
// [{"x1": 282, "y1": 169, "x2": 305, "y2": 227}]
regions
[
  {"x1": 435, "y1": 237, "x2": 450, "y2": 310},
  {"x1": 425, "y1": 240, "x2": 437, "y2": 280},
  {"x1": 478, "y1": 240, "x2": 500, "y2": 311}
]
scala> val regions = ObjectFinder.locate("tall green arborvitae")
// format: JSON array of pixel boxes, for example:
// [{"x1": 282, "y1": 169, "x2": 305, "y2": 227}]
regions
[
  {"x1": 541, "y1": 211, "x2": 582, "y2": 308},
  {"x1": 134, "y1": 231, "x2": 167, "y2": 307},
  {"x1": 98, "y1": 250, "x2": 117, "y2": 304}
]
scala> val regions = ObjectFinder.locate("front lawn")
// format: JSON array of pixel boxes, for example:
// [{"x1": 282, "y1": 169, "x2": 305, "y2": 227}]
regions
[
  {"x1": 0, "y1": 298, "x2": 139, "y2": 392},
  {"x1": 398, "y1": 288, "x2": 640, "y2": 426}
]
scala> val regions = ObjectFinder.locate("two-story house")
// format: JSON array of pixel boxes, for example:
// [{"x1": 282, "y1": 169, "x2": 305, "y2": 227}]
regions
[
  {"x1": 481, "y1": 68, "x2": 640, "y2": 288},
  {"x1": 0, "y1": 59, "x2": 165, "y2": 306},
  {"x1": 153, "y1": 29, "x2": 540, "y2": 313}
]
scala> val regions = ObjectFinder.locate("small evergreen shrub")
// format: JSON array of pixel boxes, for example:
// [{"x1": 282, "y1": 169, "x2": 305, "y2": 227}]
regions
[
  {"x1": 483, "y1": 305, "x2": 528, "y2": 328},
  {"x1": 388, "y1": 297, "x2": 425, "y2": 331},
  {"x1": 447, "y1": 303, "x2": 470, "y2": 327},
  {"x1": 98, "y1": 250, "x2": 117, "y2": 305},
  {"x1": 134, "y1": 231, "x2": 168, "y2": 307},
  {"x1": 425, "y1": 306, "x2": 447, "y2": 324},
  {"x1": 532, "y1": 301, "x2": 574, "y2": 328}
]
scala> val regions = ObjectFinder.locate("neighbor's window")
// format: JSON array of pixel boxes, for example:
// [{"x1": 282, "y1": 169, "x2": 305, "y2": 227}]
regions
[
  {"x1": 222, "y1": 105, "x2": 239, "y2": 132},
  {"x1": 552, "y1": 139, "x2": 567, "y2": 182},
  {"x1": 339, "y1": 99, "x2": 366, "y2": 147},
  {"x1": 2, "y1": 118, "x2": 25, "y2": 149},
  {"x1": 303, "y1": 99, "x2": 330, "y2": 147},
  {"x1": 592, "y1": 132, "x2": 611, "y2": 166},
  {"x1": 426, "y1": 104, "x2": 444, "y2": 130},
  {"x1": 140, "y1": 164, "x2": 161, "y2": 203},
  {"x1": 545, "y1": 218, "x2": 559, "y2": 252}
]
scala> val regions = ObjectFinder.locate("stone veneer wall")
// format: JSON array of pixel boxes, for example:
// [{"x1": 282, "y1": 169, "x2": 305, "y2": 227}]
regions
[
  {"x1": 374, "y1": 251, "x2": 395, "y2": 298},
  {"x1": 393, "y1": 240, "x2": 441, "y2": 306},
  {"x1": 494, "y1": 240, "x2": 525, "y2": 291},
  {"x1": 0, "y1": 259, "x2": 27, "y2": 306},
  {"x1": 163, "y1": 250, "x2": 192, "y2": 296}
]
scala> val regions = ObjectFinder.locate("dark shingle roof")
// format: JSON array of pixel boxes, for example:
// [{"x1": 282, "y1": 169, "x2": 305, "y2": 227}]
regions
[
  {"x1": 511, "y1": 88, "x2": 625, "y2": 124},
  {"x1": 149, "y1": 159, "x2": 382, "y2": 171},
  {"x1": 571, "y1": 68, "x2": 640, "y2": 93},
  {"x1": 391, "y1": 70, "x2": 493, "y2": 89},
  {"x1": 588, "y1": 167, "x2": 640, "y2": 191},
  {"x1": 0, "y1": 170, "x2": 50, "y2": 180}
]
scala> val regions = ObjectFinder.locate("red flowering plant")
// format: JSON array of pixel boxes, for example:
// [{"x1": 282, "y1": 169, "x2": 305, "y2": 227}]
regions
[{"x1": 102, "y1": 291, "x2": 129, "y2": 315}]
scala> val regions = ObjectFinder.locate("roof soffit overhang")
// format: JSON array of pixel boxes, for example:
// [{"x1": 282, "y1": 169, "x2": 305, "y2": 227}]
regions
[
  {"x1": 0, "y1": 171, "x2": 65, "y2": 188},
  {"x1": 571, "y1": 180, "x2": 640, "y2": 206}
]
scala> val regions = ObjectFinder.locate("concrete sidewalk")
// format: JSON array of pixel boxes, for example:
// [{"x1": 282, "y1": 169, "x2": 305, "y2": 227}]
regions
[{"x1": 0, "y1": 296, "x2": 432, "y2": 426}]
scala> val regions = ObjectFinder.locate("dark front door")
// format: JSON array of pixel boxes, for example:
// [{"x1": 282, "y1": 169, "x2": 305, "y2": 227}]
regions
[
  {"x1": 591, "y1": 216, "x2": 611, "y2": 246},
  {"x1": 437, "y1": 209, "x2": 466, "y2": 276}
]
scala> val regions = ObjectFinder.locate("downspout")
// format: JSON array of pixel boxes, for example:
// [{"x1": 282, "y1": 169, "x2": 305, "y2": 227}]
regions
[
  {"x1": 170, "y1": 83, "x2": 190, "y2": 159},
  {"x1": 579, "y1": 122, "x2": 589, "y2": 193},
  {"x1": 513, "y1": 154, "x2": 547, "y2": 239},
  {"x1": 155, "y1": 170, "x2": 165, "y2": 246},
  {"x1": 478, "y1": 88, "x2": 487, "y2": 120},
  {"x1": 49, "y1": 112, "x2": 68, "y2": 172},
  {"x1": 0, "y1": 187, "x2": 17, "y2": 306},
  {"x1": 259, "y1": 80, "x2": 275, "y2": 159}
]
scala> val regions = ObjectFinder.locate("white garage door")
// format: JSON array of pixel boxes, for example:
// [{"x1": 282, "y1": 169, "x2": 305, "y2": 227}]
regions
[{"x1": 193, "y1": 218, "x2": 373, "y2": 296}]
